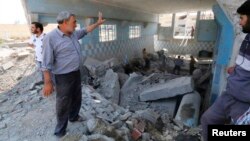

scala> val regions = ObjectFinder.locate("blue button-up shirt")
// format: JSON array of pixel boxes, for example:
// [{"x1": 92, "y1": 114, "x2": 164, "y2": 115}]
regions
[{"x1": 42, "y1": 27, "x2": 87, "y2": 74}]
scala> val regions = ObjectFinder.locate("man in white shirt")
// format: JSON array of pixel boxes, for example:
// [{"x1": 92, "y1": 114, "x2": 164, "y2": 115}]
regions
[{"x1": 28, "y1": 22, "x2": 46, "y2": 79}]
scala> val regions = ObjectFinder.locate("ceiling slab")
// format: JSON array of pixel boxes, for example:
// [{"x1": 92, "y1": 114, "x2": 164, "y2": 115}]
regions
[{"x1": 90, "y1": 0, "x2": 217, "y2": 14}]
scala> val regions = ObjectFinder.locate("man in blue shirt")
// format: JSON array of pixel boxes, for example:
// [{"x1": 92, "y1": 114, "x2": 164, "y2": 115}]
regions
[
  {"x1": 42, "y1": 11, "x2": 105, "y2": 137},
  {"x1": 201, "y1": 1, "x2": 250, "y2": 141}
]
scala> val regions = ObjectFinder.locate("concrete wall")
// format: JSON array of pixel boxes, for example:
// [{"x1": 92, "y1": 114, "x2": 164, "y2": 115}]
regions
[
  {"x1": 81, "y1": 19, "x2": 157, "y2": 61},
  {"x1": 154, "y1": 13, "x2": 216, "y2": 57},
  {"x1": 154, "y1": 38, "x2": 214, "y2": 56}
]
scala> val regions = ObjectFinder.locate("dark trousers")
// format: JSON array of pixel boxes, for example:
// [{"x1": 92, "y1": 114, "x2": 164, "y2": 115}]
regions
[
  {"x1": 54, "y1": 70, "x2": 82, "y2": 136},
  {"x1": 189, "y1": 66, "x2": 195, "y2": 75},
  {"x1": 173, "y1": 65, "x2": 181, "y2": 75},
  {"x1": 201, "y1": 92, "x2": 250, "y2": 141},
  {"x1": 144, "y1": 58, "x2": 150, "y2": 70}
]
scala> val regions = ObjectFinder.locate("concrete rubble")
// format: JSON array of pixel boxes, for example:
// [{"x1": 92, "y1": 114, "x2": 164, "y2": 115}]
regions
[
  {"x1": 99, "y1": 69, "x2": 120, "y2": 104},
  {"x1": 139, "y1": 77, "x2": 194, "y2": 102},
  {"x1": 0, "y1": 44, "x2": 35, "y2": 93},
  {"x1": 175, "y1": 92, "x2": 201, "y2": 127},
  {"x1": 1, "y1": 61, "x2": 14, "y2": 70},
  {"x1": 0, "y1": 46, "x2": 208, "y2": 140}
]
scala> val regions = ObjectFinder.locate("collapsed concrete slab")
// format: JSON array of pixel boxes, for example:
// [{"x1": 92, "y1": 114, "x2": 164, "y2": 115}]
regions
[
  {"x1": 148, "y1": 98, "x2": 177, "y2": 118},
  {"x1": 117, "y1": 73, "x2": 129, "y2": 88},
  {"x1": 139, "y1": 77, "x2": 194, "y2": 102},
  {"x1": 84, "y1": 57, "x2": 105, "y2": 76},
  {"x1": 121, "y1": 73, "x2": 143, "y2": 91},
  {"x1": 119, "y1": 73, "x2": 144, "y2": 107},
  {"x1": 84, "y1": 57, "x2": 120, "y2": 77},
  {"x1": 140, "y1": 73, "x2": 161, "y2": 84},
  {"x1": 174, "y1": 92, "x2": 201, "y2": 127},
  {"x1": 101, "y1": 69, "x2": 120, "y2": 104}
]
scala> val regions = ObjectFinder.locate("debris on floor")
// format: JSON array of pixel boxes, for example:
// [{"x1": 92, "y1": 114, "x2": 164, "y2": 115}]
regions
[{"x1": 0, "y1": 46, "x2": 211, "y2": 140}]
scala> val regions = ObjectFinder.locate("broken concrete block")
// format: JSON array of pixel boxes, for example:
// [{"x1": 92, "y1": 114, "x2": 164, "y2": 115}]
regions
[
  {"x1": 128, "y1": 101, "x2": 150, "y2": 113},
  {"x1": 140, "y1": 73, "x2": 161, "y2": 84},
  {"x1": 121, "y1": 73, "x2": 143, "y2": 91},
  {"x1": 186, "y1": 127, "x2": 202, "y2": 136},
  {"x1": 102, "y1": 69, "x2": 120, "y2": 104},
  {"x1": 79, "y1": 135, "x2": 88, "y2": 141},
  {"x1": 96, "y1": 114, "x2": 114, "y2": 123},
  {"x1": 2, "y1": 62, "x2": 14, "y2": 70},
  {"x1": 166, "y1": 135, "x2": 173, "y2": 140},
  {"x1": 111, "y1": 120, "x2": 123, "y2": 129},
  {"x1": 117, "y1": 73, "x2": 129, "y2": 87},
  {"x1": 84, "y1": 57, "x2": 120, "y2": 77},
  {"x1": 173, "y1": 125, "x2": 181, "y2": 131},
  {"x1": 84, "y1": 57, "x2": 104, "y2": 76},
  {"x1": 125, "y1": 121, "x2": 133, "y2": 130},
  {"x1": 139, "y1": 77, "x2": 194, "y2": 101},
  {"x1": 142, "y1": 132, "x2": 151, "y2": 141},
  {"x1": 135, "y1": 109, "x2": 160, "y2": 124},
  {"x1": 117, "y1": 126, "x2": 130, "y2": 136},
  {"x1": 174, "y1": 92, "x2": 201, "y2": 127},
  {"x1": 172, "y1": 119, "x2": 184, "y2": 130},
  {"x1": 17, "y1": 51, "x2": 30, "y2": 59},
  {"x1": 0, "y1": 123, "x2": 7, "y2": 129},
  {"x1": 88, "y1": 134, "x2": 115, "y2": 141},
  {"x1": 149, "y1": 98, "x2": 177, "y2": 118},
  {"x1": 29, "y1": 83, "x2": 36, "y2": 90},
  {"x1": 119, "y1": 73, "x2": 144, "y2": 107},
  {"x1": 87, "y1": 119, "x2": 98, "y2": 133},
  {"x1": 120, "y1": 112, "x2": 132, "y2": 121},
  {"x1": 35, "y1": 85, "x2": 43, "y2": 90}
]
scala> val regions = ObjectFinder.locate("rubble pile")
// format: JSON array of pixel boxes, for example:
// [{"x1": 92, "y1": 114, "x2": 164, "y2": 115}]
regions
[
  {"x1": 0, "y1": 43, "x2": 35, "y2": 93},
  {"x1": 0, "y1": 48, "x2": 207, "y2": 140},
  {"x1": 0, "y1": 75, "x2": 202, "y2": 140}
]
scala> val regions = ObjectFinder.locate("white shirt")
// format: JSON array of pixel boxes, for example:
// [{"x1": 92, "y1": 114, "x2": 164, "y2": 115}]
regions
[{"x1": 29, "y1": 33, "x2": 46, "y2": 62}]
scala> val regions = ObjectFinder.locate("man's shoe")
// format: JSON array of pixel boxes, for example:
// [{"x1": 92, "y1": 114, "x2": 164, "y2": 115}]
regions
[
  {"x1": 54, "y1": 131, "x2": 66, "y2": 138},
  {"x1": 69, "y1": 115, "x2": 85, "y2": 122}
]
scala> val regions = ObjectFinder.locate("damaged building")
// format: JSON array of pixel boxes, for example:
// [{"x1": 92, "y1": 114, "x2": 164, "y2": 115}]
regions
[{"x1": 0, "y1": 0, "x2": 249, "y2": 141}]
